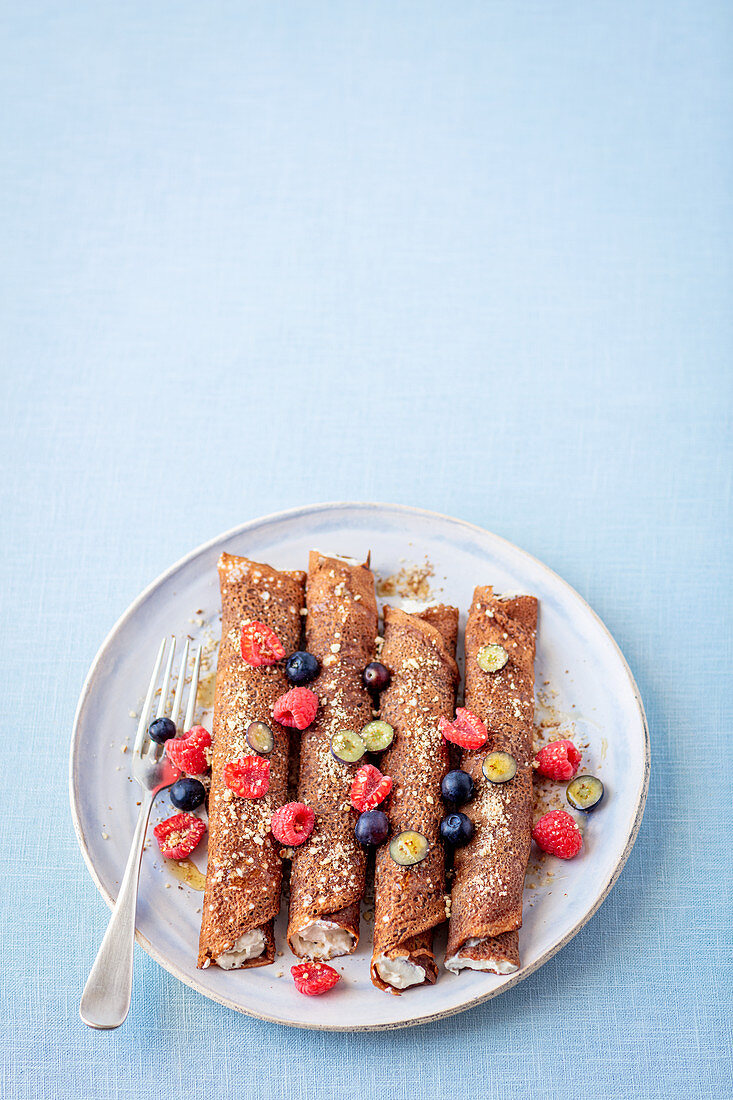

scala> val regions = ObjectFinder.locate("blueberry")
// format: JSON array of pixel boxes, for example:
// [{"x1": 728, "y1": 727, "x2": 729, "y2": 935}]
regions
[
  {"x1": 389, "y1": 830, "x2": 429, "y2": 866},
  {"x1": 567, "y1": 774, "x2": 604, "y2": 811},
  {"x1": 362, "y1": 662, "x2": 390, "y2": 692},
  {"x1": 441, "y1": 769, "x2": 474, "y2": 805},
  {"x1": 285, "y1": 651, "x2": 320, "y2": 685},
  {"x1": 355, "y1": 809, "x2": 389, "y2": 846},
  {"x1": 440, "y1": 812, "x2": 474, "y2": 847},
  {"x1": 148, "y1": 716, "x2": 176, "y2": 744},
  {"x1": 170, "y1": 777, "x2": 206, "y2": 811}
]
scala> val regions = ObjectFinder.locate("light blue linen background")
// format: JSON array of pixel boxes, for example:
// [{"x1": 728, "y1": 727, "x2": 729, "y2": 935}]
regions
[{"x1": 1, "y1": 1, "x2": 731, "y2": 1098}]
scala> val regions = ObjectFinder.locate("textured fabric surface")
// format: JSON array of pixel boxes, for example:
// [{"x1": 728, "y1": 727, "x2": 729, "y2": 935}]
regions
[{"x1": 1, "y1": 1, "x2": 731, "y2": 1098}]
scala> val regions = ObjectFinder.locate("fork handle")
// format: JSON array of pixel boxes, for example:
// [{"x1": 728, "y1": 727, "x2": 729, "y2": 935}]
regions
[{"x1": 80, "y1": 792, "x2": 155, "y2": 1029}]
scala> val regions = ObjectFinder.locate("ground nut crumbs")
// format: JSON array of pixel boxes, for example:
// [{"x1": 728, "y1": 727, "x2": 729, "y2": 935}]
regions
[{"x1": 376, "y1": 559, "x2": 436, "y2": 601}]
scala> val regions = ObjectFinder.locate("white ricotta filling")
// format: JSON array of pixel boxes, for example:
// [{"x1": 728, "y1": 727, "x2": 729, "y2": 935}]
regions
[
  {"x1": 374, "y1": 954, "x2": 426, "y2": 990},
  {"x1": 445, "y1": 938, "x2": 519, "y2": 975},
  {"x1": 312, "y1": 549, "x2": 363, "y2": 567},
  {"x1": 291, "y1": 920, "x2": 355, "y2": 960},
  {"x1": 215, "y1": 928, "x2": 266, "y2": 969},
  {"x1": 395, "y1": 598, "x2": 428, "y2": 614}
]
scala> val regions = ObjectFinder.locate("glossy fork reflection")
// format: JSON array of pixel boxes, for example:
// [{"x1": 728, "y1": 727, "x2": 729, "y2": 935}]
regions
[{"x1": 79, "y1": 637, "x2": 201, "y2": 1029}]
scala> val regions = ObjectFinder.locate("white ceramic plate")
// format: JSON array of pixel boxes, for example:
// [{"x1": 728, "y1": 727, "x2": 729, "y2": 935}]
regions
[{"x1": 70, "y1": 502, "x2": 649, "y2": 1030}]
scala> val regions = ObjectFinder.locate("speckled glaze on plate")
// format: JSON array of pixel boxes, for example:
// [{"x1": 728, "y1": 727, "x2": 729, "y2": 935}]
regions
[{"x1": 69, "y1": 502, "x2": 649, "y2": 1030}]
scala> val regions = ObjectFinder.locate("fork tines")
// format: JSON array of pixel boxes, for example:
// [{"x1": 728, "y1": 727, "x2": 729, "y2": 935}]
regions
[{"x1": 133, "y1": 637, "x2": 202, "y2": 755}]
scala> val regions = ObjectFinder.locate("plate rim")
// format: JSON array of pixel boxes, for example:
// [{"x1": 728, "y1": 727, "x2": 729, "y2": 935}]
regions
[{"x1": 69, "y1": 500, "x2": 650, "y2": 1030}]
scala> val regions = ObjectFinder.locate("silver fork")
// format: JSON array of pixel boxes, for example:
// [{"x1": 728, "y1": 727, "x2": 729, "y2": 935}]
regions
[{"x1": 80, "y1": 636, "x2": 202, "y2": 1029}]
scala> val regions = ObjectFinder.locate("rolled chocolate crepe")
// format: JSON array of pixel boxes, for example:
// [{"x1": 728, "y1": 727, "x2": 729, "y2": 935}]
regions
[
  {"x1": 445, "y1": 587, "x2": 537, "y2": 975},
  {"x1": 287, "y1": 551, "x2": 378, "y2": 959},
  {"x1": 371, "y1": 605, "x2": 459, "y2": 993},
  {"x1": 198, "y1": 553, "x2": 306, "y2": 970}
]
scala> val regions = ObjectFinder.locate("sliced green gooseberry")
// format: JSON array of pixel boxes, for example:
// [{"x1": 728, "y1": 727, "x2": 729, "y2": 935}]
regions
[
  {"x1": 567, "y1": 774, "x2": 604, "y2": 811},
  {"x1": 330, "y1": 729, "x2": 366, "y2": 764},
  {"x1": 482, "y1": 751, "x2": 517, "y2": 784},
  {"x1": 245, "y1": 721, "x2": 275, "y2": 755},
  {"x1": 389, "y1": 830, "x2": 429, "y2": 867},
  {"x1": 476, "y1": 644, "x2": 509, "y2": 673},
  {"x1": 360, "y1": 720, "x2": 394, "y2": 752}
]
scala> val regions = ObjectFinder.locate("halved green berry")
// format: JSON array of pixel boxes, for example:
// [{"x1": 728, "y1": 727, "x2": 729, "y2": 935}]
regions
[
  {"x1": 360, "y1": 720, "x2": 394, "y2": 752},
  {"x1": 330, "y1": 729, "x2": 366, "y2": 764},
  {"x1": 476, "y1": 644, "x2": 509, "y2": 673},
  {"x1": 482, "y1": 751, "x2": 517, "y2": 783},
  {"x1": 567, "y1": 774, "x2": 604, "y2": 811},
  {"x1": 245, "y1": 721, "x2": 275, "y2": 755},
  {"x1": 389, "y1": 830, "x2": 429, "y2": 867}
]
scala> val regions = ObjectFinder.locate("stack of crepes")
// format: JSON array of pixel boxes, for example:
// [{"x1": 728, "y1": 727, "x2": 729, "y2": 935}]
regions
[
  {"x1": 198, "y1": 553, "x2": 306, "y2": 970},
  {"x1": 287, "y1": 551, "x2": 378, "y2": 959},
  {"x1": 445, "y1": 586, "x2": 537, "y2": 974},
  {"x1": 371, "y1": 604, "x2": 459, "y2": 992}
]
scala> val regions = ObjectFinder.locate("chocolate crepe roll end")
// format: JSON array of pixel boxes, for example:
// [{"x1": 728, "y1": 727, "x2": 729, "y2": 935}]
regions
[{"x1": 444, "y1": 930, "x2": 520, "y2": 975}]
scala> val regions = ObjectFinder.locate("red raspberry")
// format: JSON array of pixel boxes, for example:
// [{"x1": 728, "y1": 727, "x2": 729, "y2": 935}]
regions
[
  {"x1": 272, "y1": 687, "x2": 318, "y2": 730},
  {"x1": 153, "y1": 812, "x2": 206, "y2": 859},
  {"x1": 271, "y1": 802, "x2": 315, "y2": 845},
  {"x1": 350, "y1": 764, "x2": 393, "y2": 812},
  {"x1": 224, "y1": 756, "x2": 271, "y2": 798},
  {"x1": 291, "y1": 961, "x2": 341, "y2": 996},
  {"x1": 534, "y1": 739, "x2": 581, "y2": 781},
  {"x1": 532, "y1": 810, "x2": 583, "y2": 859},
  {"x1": 240, "y1": 621, "x2": 286, "y2": 666},
  {"x1": 165, "y1": 726, "x2": 211, "y2": 775},
  {"x1": 439, "y1": 708, "x2": 488, "y2": 750}
]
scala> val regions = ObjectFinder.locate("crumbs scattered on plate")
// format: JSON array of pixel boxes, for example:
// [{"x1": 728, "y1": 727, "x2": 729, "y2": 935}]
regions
[{"x1": 376, "y1": 558, "x2": 437, "y2": 601}]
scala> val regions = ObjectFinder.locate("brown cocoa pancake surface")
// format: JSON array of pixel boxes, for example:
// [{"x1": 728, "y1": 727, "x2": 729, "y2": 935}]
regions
[
  {"x1": 287, "y1": 551, "x2": 378, "y2": 955},
  {"x1": 445, "y1": 587, "x2": 537, "y2": 969},
  {"x1": 198, "y1": 553, "x2": 305, "y2": 969},
  {"x1": 371, "y1": 604, "x2": 459, "y2": 992}
]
